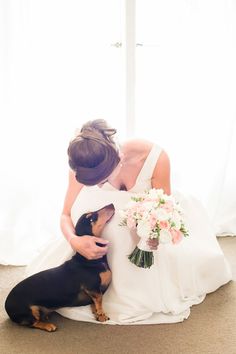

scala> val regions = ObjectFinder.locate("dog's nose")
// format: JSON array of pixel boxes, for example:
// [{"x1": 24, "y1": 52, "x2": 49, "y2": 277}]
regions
[{"x1": 107, "y1": 203, "x2": 115, "y2": 210}]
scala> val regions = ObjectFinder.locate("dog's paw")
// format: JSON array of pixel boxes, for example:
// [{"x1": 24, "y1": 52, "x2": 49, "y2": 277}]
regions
[
  {"x1": 45, "y1": 323, "x2": 57, "y2": 332},
  {"x1": 32, "y1": 321, "x2": 57, "y2": 332},
  {"x1": 96, "y1": 313, "x2": 110, "y2": 322}
]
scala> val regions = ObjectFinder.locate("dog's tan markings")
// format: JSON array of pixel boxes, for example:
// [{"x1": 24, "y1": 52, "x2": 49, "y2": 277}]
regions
[
  {"x1": 99, "y1": 270, "x2": 112, "y2": 288},
  {"x1": 91, "y1": 216, "x2": 110, "y2": 236},
  {"x1": 32, "y1": 321, "x2": 57, "y2": 332},
  {"x1": 91, "y1": 221, "x2": 106, "y2": 237},
  {"x1": 91, "y1": 302, "x2": 96, "y2": 314},
  {"x1": 30, "y1": 305, "x2": 57, "y2": 332},
  {"x1": 30, "y1": 305, "x2": 40, "y2": 320},
  {"x1": 91, "y1": 206, "x2": 114, "y2": 237},
  {"x1": 84, "y1": 289, "x2": 109, "y2": 322}
]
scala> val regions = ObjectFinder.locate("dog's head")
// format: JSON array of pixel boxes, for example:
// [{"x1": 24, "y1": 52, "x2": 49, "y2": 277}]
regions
[{"x1": 75, "y1": 204, "x2": 115, "y2": 237}]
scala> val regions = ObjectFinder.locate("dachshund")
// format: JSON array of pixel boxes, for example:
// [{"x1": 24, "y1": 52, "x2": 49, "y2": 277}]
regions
[{"x1": 5, "y1": 203, "x2": 115, "y2": 331}]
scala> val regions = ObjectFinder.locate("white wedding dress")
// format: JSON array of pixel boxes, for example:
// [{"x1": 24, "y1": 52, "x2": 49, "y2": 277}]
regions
[{"x1": 26, "y1": 144, "x2": 232, "y2": 324}]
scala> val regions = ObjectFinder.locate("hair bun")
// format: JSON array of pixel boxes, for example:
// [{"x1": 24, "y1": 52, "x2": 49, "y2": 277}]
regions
[{"x1": 79, "y1": 119, "x2": 117, "y2": 144}]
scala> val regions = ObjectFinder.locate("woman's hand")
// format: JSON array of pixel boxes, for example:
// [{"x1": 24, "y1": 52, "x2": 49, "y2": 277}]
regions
[
  {"x1": 70, "y1": 235, "x2": 109, "y2": 260},
  {"x1": 146, "y1": 238, "x2": 159, "y2": 250}
]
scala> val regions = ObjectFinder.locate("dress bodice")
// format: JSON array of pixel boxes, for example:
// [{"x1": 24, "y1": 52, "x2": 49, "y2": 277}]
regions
[{"x1": 101, "y1": 144, "x2": 162, "y2": 193}]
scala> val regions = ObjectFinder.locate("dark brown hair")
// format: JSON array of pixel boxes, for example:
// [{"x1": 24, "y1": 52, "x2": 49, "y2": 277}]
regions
[{"x1": 67, "y1": 119, "x2": 120, "y2": 185}]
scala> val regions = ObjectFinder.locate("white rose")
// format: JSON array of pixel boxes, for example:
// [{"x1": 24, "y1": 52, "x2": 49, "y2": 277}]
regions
[
  {"x1": 136, "y1": 220, "x2": 152, "y2": 239},
  {"x1": 156, "y1": 188, "x2": 164, "y2": 197},
  {"x1": 156, "y1": 208, "x2": 170, "y2": 221},
  {"x1": 148, "y1": 188, "x2": 160, "y2": 199},
  {"x1": 159, "y1": 229, "x2": 172, "y2": 244},
  {"x1": 143, "y1": 201, "x2": 154, "y2": 212}
]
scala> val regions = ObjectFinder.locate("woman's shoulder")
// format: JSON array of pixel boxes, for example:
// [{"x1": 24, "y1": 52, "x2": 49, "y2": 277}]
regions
[
  {"x1": 121, "y1": 138, "x2": 169, "y2": 162},
  {"x1": 121, "y1": 138, "x2": 168, "y2": 160},
  {"x1": 120, "y1": 138, "x2": 154, "y2": 156}
]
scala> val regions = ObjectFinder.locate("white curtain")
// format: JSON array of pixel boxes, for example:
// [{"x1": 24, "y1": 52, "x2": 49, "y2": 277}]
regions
[
  {"x1": 0, "y1": 0, "x2": 235, "y2": 265},
  {"x1": 0, "y1": 0, "x2": 125, "y2": 265},
  {"x1": 210, "y1": 118, "x2": 236, "y2": 235},
  {"x1": 135, "y1": 0, "x2": 236, "y2": 235}
]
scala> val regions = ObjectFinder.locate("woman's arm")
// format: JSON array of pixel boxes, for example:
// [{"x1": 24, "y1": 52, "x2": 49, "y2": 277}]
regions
[
  {"x1": 60, "y1": 170, "x2": 83, "y2": 242},
  {"x1": 60, "y1": 170, "x2": 109, "y2": 259},
  {"x1": 151, "y1": 150, "x2": 171, "y2": 195}
]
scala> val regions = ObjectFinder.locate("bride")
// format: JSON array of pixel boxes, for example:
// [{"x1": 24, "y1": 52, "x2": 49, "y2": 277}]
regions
[{"x1": 26, "y1": 119, "x2": 232, "y2": 324}]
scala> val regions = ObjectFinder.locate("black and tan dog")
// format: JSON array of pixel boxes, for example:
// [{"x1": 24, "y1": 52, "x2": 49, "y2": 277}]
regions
[{"x1": 5, "y1": 203, "x2": 115, "y2": 332}]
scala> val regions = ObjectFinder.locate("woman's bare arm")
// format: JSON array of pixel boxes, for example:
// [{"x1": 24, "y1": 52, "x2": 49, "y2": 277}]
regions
[
  {"x1": 60, "y1": 170, "x2": 83, "y2": 242},
  {"x1": 151, "y1": 150, "x2": 171, "y2": 195},
  {"x1": 60, "y1": 170, "x2": 109, "y2": 259}
]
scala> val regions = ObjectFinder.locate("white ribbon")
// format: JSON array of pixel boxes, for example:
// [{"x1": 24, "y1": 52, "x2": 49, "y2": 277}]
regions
[{"x1": 137, "y1": 238, "x2": 153, "y2": 252}]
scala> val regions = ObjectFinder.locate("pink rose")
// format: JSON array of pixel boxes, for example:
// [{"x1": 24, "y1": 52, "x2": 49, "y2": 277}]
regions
[
  {"x1": 170, "y1": 229, "x2": 183, "y2": 244},
  {"x1": 159, "y1": 220, "x2": 169, "y2": 229},
  {"x1": 149, "y1": 214, "x2": 158, "y2": 228}
]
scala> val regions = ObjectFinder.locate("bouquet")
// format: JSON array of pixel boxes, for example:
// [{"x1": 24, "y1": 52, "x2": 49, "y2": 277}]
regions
[{"x1": 119, "y1": 188, "x2": 189, "y2": 269}]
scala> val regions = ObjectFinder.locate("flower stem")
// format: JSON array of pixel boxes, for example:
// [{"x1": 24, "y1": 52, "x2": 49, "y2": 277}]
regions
[{"x1": 128, "y1": 247, "x2": 154, "y2": 268}]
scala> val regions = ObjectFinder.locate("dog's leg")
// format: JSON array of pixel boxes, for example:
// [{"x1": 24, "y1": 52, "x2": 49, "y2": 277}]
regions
[
  {"x1": 84, "y1": 290, "x2": 109, "y2": 322},
  {"x1": 30, "y1": 305, "x2": 57, "y2": 332},
  {"x1": 90, "y1": 302, "x2": 96, "y2": 315}
]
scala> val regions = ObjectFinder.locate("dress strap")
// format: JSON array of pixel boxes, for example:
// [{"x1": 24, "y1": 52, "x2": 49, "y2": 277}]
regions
[{"x1": 136, "y1": 144, "x2": 162, "y2": 182}]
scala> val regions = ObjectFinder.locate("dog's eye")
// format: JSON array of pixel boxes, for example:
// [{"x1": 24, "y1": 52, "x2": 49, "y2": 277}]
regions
[{"x1": 89, "y1": 212, "x2": 98, "y2": 223}]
